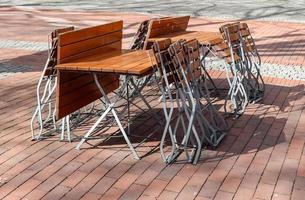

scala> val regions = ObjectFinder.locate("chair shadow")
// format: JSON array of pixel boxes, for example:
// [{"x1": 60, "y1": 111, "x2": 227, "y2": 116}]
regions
[
  {"x1": 0, "y1": 50, "x2": 48, "y2": 74},
  {"x1": 73, "y1": 77, "x2": 304, "y2": 161}
]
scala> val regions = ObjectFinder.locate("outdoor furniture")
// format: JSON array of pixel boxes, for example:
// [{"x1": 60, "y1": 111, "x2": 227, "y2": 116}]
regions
[
  {"x1": 208, "y1": 36, "x2": 249, "y2": 116},
  {"x1": 55, "y1": 21, "x2": 157, "y2": 159},
  {"x1": 152, "y1": 39, "x2": 227, "y2": 164},
  {"x1": 219, "y1": 22, "x2": 265, "y2": 104},
  {"x1": 31, "y1": 26, "x2": 74, "y2": 141},
  {"x1": 146, "y1": 16, "x2": 221, "y2": 94},
  {"x1": 128, "y1": 16, "x2": 194, "y2": 93}
]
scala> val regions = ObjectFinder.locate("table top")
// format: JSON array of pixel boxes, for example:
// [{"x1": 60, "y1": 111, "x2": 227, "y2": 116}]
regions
[
  {"x1": 56, "y1": 49, "x2": 156, "y2": 76},
  {"x1": 147, "y1": 31, "x2": 221, "y2": 45}
]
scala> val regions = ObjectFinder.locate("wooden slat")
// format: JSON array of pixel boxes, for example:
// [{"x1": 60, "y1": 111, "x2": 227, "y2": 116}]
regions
[
  {"x1": 59, "y1": 31, "x2": 122, "y2": 60},
  {"x1": 240, "y1": 29, "x2": 250, "y2": 37},
  {"x1": 127, "y1": 56, "x2": 156, "y2": 75},
  {"x1": 57, "y1": 74, "x2": 118, "y2": 107},
  {"x1": 227, "y1": 32, "x2": 240, "y2": 42},
  {"x1": 212, "y1": 42, "x2": 228, "y2": 51},
  {"x1": 207, "y1": 37, "x2": 223, "y2": 45},
  {"x1": 59, "y1": 21, "x2": 123, "y2": 46},
  {"x1": 226, "y1": 54, "x2": 240, "y2": 63},
  {"x1": 56, "y1": 21, "x2": 124, "y2": 119},
  {"x1": 56, "y1": 71, "x2": 119, "y2": 119},
  {"x1": 149, "y1": 24, "x2": 189, "y2": 38},
  {"x1": 56, "y1": 82, "x2": 119, "y2": 120},
  {"x1": 149, "y1": 16, "x2": 190, "y2": 38},
  {"x1": 150, "y1": 16, "x2": 190, "y2": 29},
  {"x1": 52, "y1": 26, "x2": 75, "y2": 38},
  {"x1": 57, "y1": 50, "x2": 155, "y2": 75},
  {"x1": 59, "y1": 40, "x2": 122, "y2": 65}
]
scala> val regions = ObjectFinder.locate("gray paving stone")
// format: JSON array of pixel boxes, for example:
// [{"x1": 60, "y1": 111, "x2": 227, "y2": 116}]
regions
[
  {"x1": 0, "y1": 63, "x2": 33, "y2": 80},
  {"x1": 0, "y1": 40, "x2": 48, "y2": 51},
  {"x1": 205, "y1": 59, "x2": 305, "y2": 81}
]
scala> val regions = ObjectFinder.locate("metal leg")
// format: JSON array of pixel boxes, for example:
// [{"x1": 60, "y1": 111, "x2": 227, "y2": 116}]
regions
[{"x1": 75, "y1": 73, "x2": 140, "y2": 160}]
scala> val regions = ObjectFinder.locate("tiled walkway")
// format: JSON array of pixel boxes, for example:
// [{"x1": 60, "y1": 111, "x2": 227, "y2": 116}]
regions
[{"x1": 0, "y1": 6, "x2": 305, "y2": 200}]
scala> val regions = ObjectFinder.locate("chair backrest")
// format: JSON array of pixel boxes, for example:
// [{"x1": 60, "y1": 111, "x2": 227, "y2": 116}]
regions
[
  {"x1": 44, "y1": 26, "x2": 75, "y2": 77},
  {"x1": 238, "y1": 23, "x2": 257, "y2": 54},
  {"x1": 209, "y1": 37, "x2": 241, "y2": 64},
  {"x1": 55, "y1": 21, "x2": 122, "y2": 119},
  {"x1": 152, "y1": 39, "x2": 177, "y2": 85},
  {"x1": 182, "y1": 39, "x2": 202, "y2": 81},
  {"x1": 129, "y1": 20, "x2": 151, "y2": 50},
  {"x1": 148, "y1": 16, "x2": 190, "y2": 39},
  {"x1": 167, "y1": 40, "x2": 192, "y2": 91},
  {"x1": 219, "y1": 22, "x2": 257, "y2": 54}
]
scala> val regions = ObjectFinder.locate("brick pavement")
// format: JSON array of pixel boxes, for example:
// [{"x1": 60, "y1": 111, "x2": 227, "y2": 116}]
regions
[{"x1": 0, "y1": 6, "x2": 305, "y2": 200}]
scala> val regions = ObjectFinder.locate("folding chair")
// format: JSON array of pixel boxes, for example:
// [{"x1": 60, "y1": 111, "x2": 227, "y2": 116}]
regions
[
  {"x1": 30, "y1": 26, "x2": 74, "y2": 141},
  {"x1": 208, "y1": 36, "x2": 249, "y2": 117},
  {"x1": 220, "y1": 23, "x2": 264, "y2": 103},
  {"x1": 182, "y1": 39, "x2": 228, "y2": 144},
  {"x1": 152, "y1": 39, "x2": 189, "y2": 163},
  {"x1": 129, "y1": 19, "x2": 151, "y2": 50}
]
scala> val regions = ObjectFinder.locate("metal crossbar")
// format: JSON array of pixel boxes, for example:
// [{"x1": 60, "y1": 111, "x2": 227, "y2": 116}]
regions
[
  {"x1": 75, "y1": 74, "x2": 140, "y2": 159},
  {"x1": 75, "y1": 72, "x2": 162, "y2": 159}
]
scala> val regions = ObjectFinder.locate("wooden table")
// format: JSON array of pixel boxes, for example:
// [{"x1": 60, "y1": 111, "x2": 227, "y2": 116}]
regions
[
  {"x1": 56, "y1": 49, "x2": 155, "y2": 75},
  {"x1": 56, "y1": 49, "x2": 156, "y2": 159},
  {"x1": 147, "y1": 30, "x2": 222, "y2": 46}
]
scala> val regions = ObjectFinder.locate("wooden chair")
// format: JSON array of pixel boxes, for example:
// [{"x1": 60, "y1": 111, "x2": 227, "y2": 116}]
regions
[
  {"x1": 182, "y1": 39, "x2": 228, "y2": 134},
  {"x1": 220, "y1": 22, "x2": 264, "y2": 105},
  {"x1": 213, "y1": 26, "x2": 249, "y2": 116},
  {"x1": 31, "y1": 26, "x2": 75, "y2": 141}
]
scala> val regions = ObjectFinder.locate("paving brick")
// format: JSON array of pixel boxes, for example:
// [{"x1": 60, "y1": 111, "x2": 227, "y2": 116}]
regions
[
  {"x1": 291, "y1": 189, "x2": 305, "y2": 200},
  {"x1": 214, "y1": 191, "x2": 234, "y2": 200},
  {"x1": 274, "y1": 179, "x2": 294, "y2": 195},
  {"x1": 142, "y1": 179, "x2": 167, "y2": 197},
  {"x1": 80, "y1": 192, "x2": 102, "y2": 200},
  {"x1": 89, "y1": 176, "x2": 116, "y2": 195},
  {"x1": 41, "y1": 185, "x2": 71, "y2": 200},
  {"x1": 158, "y1": 190, "x2": 178, "y2": 200},
  {"x1": 198, "y1": 180, "x2": 221, "y2": 199},
  {"x1": 233, "y1": 187, "x2": 255, "y2": 200},
  {"x1": 119, "y1": 183, "x2": 146, "y2": 200},
  {"x1": 60, "y1": 170, "x2": 88, "y2": 189},
  {"x1": 254, "y1": 183, "x2": 275, "y2": 200}
]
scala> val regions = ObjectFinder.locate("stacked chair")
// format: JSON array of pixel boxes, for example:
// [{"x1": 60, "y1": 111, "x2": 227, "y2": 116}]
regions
[
  {"x1": 30, "y1": 27, "x2": 74, "y2": 141},
  {"x1": 129, "y1": 19, "x2": 151, "y2": 50},
  {"x1": 218, "y1": 22, "x2": 265, "y2": 116},
  {"x1": 152, "y1": 39, "x2": 227, "y2": 164}
]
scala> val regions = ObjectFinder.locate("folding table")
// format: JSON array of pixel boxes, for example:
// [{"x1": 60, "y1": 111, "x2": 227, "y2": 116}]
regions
[
  {"x1": 56, "y1": 49, "x2": 156, "y2": 159},
  {"x1": 55, "y1": 21, "x2": 157, "y2": 160}
]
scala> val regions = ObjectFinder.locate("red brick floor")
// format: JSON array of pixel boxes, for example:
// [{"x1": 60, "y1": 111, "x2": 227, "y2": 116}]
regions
[{"x1": 0, "y1": 6, "x2": 305, "y2": 200}]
